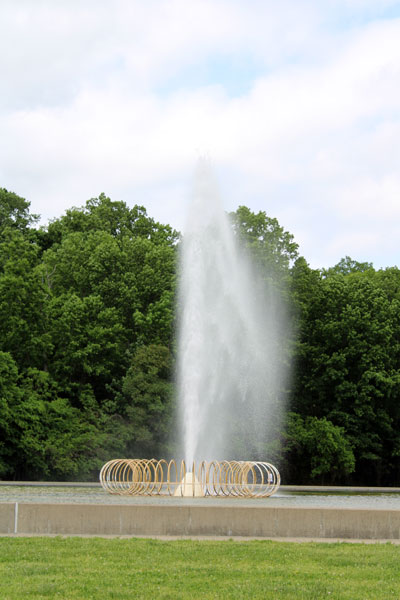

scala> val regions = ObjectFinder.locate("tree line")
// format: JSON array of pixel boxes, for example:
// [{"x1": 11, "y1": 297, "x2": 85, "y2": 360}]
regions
[{"x1": 1, "y1": 187, "x2": 399, "y2": 485}]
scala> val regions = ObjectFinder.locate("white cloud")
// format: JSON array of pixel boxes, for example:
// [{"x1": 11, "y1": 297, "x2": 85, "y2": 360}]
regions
[
  {"x1": 335, "y1": 175, "x2": 400, "y2": 220},
  {"x1": 0, "y1": 1, "x2": 400, "y2": 268}
]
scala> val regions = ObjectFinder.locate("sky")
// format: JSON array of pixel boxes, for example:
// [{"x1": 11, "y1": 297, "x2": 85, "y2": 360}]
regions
[{"x1": 1, "y1": 0, "x2": 400, "y2": 269}]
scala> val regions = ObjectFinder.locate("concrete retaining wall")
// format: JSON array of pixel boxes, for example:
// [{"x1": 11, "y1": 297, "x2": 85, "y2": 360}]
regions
[
  {"x1": 2, "y1": 502, "x2": 400, "y2": 539},
  {"x1": 0, "y1": 503, "x2": 15, "y2": 534}
]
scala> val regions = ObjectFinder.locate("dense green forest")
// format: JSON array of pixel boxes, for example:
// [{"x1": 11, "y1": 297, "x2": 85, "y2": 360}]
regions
[{"x1": 1, "y1": 187, "x2": 400, "y2": 485}]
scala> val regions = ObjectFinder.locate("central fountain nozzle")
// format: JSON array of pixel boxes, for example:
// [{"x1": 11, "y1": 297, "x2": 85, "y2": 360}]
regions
[{"x1": 174, "y1": 471, "x2": 205, "y2": 497}]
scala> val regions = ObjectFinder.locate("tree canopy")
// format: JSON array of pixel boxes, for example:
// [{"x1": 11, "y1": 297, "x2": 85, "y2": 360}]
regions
[
  {"x1": 1, "y1": 188, "x2": 400, "y2": 485},
  {"x1": 0, "y1": 192, "x2": 177, "y2": 480}
]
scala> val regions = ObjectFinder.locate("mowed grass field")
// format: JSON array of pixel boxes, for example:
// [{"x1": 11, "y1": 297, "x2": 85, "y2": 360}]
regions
[{"x1": 0, "y1": 537, "x2": 399, "y2": 599}]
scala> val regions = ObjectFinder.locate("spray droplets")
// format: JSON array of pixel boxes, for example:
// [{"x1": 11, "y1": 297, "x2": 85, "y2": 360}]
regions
[{"x1": 177, "y1": 162, "x2": 288, "y2": 463}]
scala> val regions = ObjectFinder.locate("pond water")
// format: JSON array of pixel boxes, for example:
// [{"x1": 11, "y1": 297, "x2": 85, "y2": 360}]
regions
[{"x1": 1, "y1": 484, "x2": 400, "y2": 510}]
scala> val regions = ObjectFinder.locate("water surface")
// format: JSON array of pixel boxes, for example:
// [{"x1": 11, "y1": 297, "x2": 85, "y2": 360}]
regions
[{"x1": 1, "y1": 485, "x2": 400, "y2": 510}]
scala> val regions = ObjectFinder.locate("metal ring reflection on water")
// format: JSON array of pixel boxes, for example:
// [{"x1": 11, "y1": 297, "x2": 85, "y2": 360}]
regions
[{"x1": 99, "y1": 459, "x2": 280, "y2": 497}]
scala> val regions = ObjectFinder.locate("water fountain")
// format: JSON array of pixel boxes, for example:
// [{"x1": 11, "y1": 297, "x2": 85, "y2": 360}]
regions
[
  {"x1": 3, "y1": 163, "x2": 400, "y2": 539},
  {"x1": 177, "y1": 159, "x2": 287, "y2": 466},
  {"x1": 100, "y1": 160, "x2": 288, "y2": 498}
]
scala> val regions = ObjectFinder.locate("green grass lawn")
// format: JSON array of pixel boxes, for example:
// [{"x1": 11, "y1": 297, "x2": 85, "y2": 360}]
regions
[{"x1": 0, "y1": 537, "x2": 399, "y2": 599}]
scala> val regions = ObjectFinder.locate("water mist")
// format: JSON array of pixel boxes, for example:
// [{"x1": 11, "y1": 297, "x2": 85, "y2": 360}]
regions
[
  {"x1": 99, "y1": 161, "x2": 287, "y2": 498},
  {"x1": 177, "y1": 161, "x2": 289, "y2": 465}
]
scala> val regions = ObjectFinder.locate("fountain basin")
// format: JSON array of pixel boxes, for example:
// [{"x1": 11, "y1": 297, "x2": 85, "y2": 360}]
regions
[
  {"x1": 1, "y1": 484, "x2": 400, "y2": 539},
  {"x1": 1, "y1": 500, "x2": 400, "y2": 540}
]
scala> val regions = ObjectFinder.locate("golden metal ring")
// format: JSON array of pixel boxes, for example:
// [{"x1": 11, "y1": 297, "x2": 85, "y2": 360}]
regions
[{"x1": 100, "y1": 459, "x2": 280, "y2": 497}]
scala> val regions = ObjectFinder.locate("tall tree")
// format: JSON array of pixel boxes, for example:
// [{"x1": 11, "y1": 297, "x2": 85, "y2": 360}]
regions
[
  {"x1": 0, "y1": 188, "x2": 38, "y2": 234},
  {"x1": 229, "y1": 205, "x2": 299, "y2": 274},
  {"x1": 120, "y1": 344, "x2": 175, "y2": 459},
  {"x1": 0, "y1": 230, "x2": 51, "y2": 370},
  {"x1": 283, "y1": 412, "x2": 355, "y2": 484},
  {"x1": 291, "y1": 263, "x2": 400, "y2": 484},
  {"x1": 0, "y1": 191, "x2": 179, "y2": 480},
  {"x1": 38, "y1": 193, "x2": 179, "y2": 251}
]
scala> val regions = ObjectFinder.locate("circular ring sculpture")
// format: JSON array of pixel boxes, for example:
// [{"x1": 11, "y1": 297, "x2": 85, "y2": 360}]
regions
[{"x1": 100, "y1": 459, "x2": 280, "y2": 498}]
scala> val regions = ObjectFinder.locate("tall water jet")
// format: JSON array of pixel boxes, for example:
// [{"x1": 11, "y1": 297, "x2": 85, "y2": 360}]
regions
[
  {"x1": 177, "y1": 160, "x2": 289, "y2": 465},
  {"x1": 100, "y1": 161, "x2": 287, "y2": 498}
]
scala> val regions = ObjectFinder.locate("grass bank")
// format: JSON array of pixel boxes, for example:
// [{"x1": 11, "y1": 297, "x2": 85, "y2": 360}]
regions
[{"x1": 0, "y1": 537, "x2": 399, "y2": 599}]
